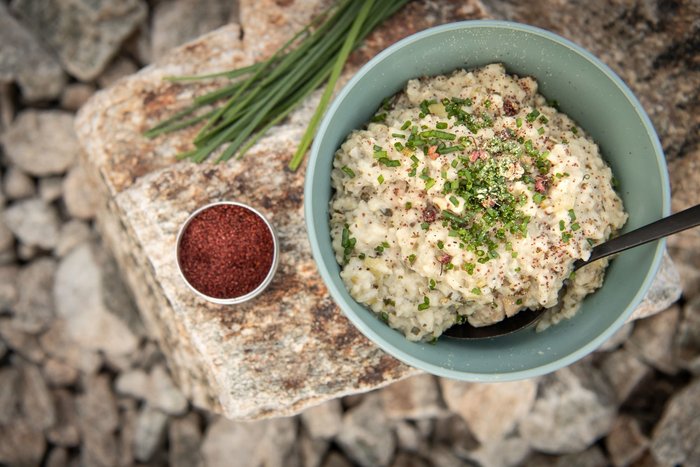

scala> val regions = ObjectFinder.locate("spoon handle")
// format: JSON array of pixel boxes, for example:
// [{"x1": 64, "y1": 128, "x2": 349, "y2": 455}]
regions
[{"x1": 574, "y1": 203, "x2": 700, "y2": 270}]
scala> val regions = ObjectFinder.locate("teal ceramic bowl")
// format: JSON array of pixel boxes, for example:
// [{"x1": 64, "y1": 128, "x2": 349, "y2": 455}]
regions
[{"x1": 304, "y1": 21, "x2": 670, "y2": 381}]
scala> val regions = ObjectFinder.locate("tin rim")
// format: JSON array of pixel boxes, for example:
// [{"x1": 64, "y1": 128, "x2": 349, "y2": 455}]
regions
[{"x1": 175, "y1": 201, "x2": 280, "y2": 304}]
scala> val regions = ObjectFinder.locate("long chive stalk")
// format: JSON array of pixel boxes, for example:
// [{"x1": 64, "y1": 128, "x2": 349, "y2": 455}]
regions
[{"x1": 144, "y1": 0, "x2": 411, "y2": 169}]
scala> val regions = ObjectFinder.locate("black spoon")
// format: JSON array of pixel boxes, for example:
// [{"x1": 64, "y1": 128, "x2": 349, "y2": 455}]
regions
[{"x1": 443, "y1": 203, "x2": 700, "y2": 339}]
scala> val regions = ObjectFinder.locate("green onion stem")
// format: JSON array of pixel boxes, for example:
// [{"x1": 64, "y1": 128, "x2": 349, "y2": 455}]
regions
[
  {"x1": 145, "y1": 0, "x2": 409, "y2": 165},
  {"x1": 288, "y1": 0, "x2": 374, "y2": 171}
]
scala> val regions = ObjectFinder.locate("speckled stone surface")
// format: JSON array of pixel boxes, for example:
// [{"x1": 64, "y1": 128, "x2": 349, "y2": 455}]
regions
[
  {"x1": 75, "y1": 0, "x2": 489, "y2": 419},
  {"x1": 75, "y1": 0, "x2": 681, "y2": 419}
]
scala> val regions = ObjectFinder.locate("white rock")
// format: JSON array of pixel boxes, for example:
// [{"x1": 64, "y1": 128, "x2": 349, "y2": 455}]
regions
[
  {"x1": 0, "y1": 319, "x2": 45, "y2": 363},
  {"x1": 98, "y1": 56, "x2": 139, "y2": 88},
  {"x1": 133, "y1": 405, "x2": 169, "y2": 462},
  {"x1": 627, "y1": 304, "x2": 680, "y2": 374},
  {"x1": 151, "y1": 0, "x2": 234, "y2": 60},
  {"x1": 0, "y1": 265, "x2": 19, "y2": 310},
  {"x1": 380, "y1": 374, "x2": 446, "y2": 420},
  {"x1": 169, "y1": 413, "x2": 203, "y2": 467},
  {"x1": 3, "y1": 198, "x2": 60, "y2": 249},
  {"x1": 0, "y1": 221, "x2": 14, "y2": 254},
  {"x1": 43, "y1": 358, "x2": 79, "y2": 387},
  {"x1": 19, "y1": 362, "x2": 56, "y2": 431},
  {"x1": 0, "y1": 3, "x2": 65, "y2": 101},
  {"x1": 393, "y1": 421, "x2": 424, "y2": 453},
  {"x1": 14, "y1": 258, "x2": 56, "y2": 334},
  {"x1": 47, "y1": 389, "x2": 81, "y2": 447},
  {"x1": 201, "y1": 416, "x2": 297, "y2": 467},
  {"x1": 468, "y1": 436, "x2": 531, "y2": 467},
  {"x1": 54, "y1": 244, "x2": 138, "y2": 357},
  {"x1": 0, "y1": 418, "x2": 46, "y2": 466},
  {"x1": 336, "y1": 394, "x2": 395, "y2": 467},
  {"x1": 600, "y1": 347, "x2": 651, "y2": 403},
  {"x1": 61, "y1": 83, "x2": 96, "y2": 111},
  {"x1": 76, "y1": 374, "x2": 119, "y2": 467},
  {"x1": 300, "y1": 431, "x2": 329, "y2": 467},
  {"x1": 301, "y1": 398, "x2": 343, "y2": 440},
  {"x1": 10, "y1": 0, "x2": 147, "y2": 82},
  {"x1": 63, "y1": 164, "x2": 99, "y2": 219},
  {"x1": 3, "y1": 167, "x2": 35, "y2": 199},
  {"x1": 519, "y1": 362, "x2": 617, "y2": 454},
  {"x1": 0, "y1": 367, "x2": 20, "y2": 425},
  {"x1": 651, "y1": 377, "x2": 700, "y2": 465},
  {"x1": 116, "y1": 364, "x2": 188, "y2": 415},
  {"x1": 440, "y1": 378, "x2": 537, "y2": 443},
  {"x1": 606, "y1": 415, "x2": 649, "y2": 467},
  {"x1": 38, "y1": 176, "x2": 64, "y2": 202},
  {"x1": 17, "y1": 243, "x2": 39, "y2": 261},
  {"x1": 39, "y1": 319, "x2": 102, "y2": 374},
  {"x1": 54, "y1": 220, "x2": 93, "y2": 257},
  {"x1": 628, "y1": 252, "x2": 682, "y2": 321},
  {"x1": 0, "y1": 110, "x2": 78, "y2": 176},
  {"x1": 45, "y1": 447, "x2": 68, "y2": 467}
]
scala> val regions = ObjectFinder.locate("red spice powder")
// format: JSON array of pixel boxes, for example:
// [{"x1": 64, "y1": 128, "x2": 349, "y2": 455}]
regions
[{"x1": 178, "y1": 204, "x2": 274, "y2": 299}]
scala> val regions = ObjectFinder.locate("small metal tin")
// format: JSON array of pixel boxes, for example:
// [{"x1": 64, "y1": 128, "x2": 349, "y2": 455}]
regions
[{"x1": 175, "y1": 201, "x2": 280, "y2": 305}]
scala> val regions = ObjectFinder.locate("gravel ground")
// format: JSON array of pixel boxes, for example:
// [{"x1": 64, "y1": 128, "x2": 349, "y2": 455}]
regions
[{"x1": 0, "y1": 0, "x2": 698, "y2": 466}]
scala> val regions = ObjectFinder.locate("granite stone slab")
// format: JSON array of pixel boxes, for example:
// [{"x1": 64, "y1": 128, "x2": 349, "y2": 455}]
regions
[{"x1": 75, "y1": 0, "x2": 679, "y2": 419}]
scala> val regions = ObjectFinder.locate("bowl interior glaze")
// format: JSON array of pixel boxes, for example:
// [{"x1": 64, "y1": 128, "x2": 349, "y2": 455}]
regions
[{"x1": 304, "y1": 21, "x2": 669, "y2": 380}]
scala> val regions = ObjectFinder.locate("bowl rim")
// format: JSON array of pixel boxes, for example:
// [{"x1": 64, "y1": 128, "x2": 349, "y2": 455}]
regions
[
  {"x1": 176, "y1": 200, "x2": 280, "y2": 305},
  {"x1": 304, "y1": 20, "x2": 670, "y2": 381}
]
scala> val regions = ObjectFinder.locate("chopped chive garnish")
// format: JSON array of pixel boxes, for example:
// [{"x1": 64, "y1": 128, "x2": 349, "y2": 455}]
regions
[
  {"x1": 484, "y1": 99, "x2": 491, "y2": 108},
  {"x1": 587, "y1": 238, "x2": 595, "y2": 246},
  {"x1": 421, "y1": 222, "x2": 429, "y2": 230},
  {"x1": 405, "y1": 202, "x2": 412, "y2": 209},
  {"x1": 533, "y1": 192, "x2": 545, "y2": 204},
  {"x1": 559, "y1": 220, "x2": 566, "y2": 231},
  {"x1": 449, "y1": 195, "x2": 459, "y2": 206},
  {"x1": 437, "y1": 145, "x2": 464, "y2": 155},
  {"x1": 417, "y1": 296, "x2": 430, "y2": 311},
  {"x1": 394, "y1": 142, "x2": 404, "y2": 151},
  {"x1": 568, "y1": 209, "x2": 576, "y2": 221},
  {"x1": 371, "y1": 113, "x2": 387, "y2": 123},
  {"x1": 571, "y1": 126, "x2": 578, "y2": 134},
  {"x1": 392, "y1": 133, "x2": 405, "y2": 139},
  {"x1": 377, "y1": 174, "x2": 384, "y2": 184},
  {"x1": 463, "y1": 263, "x2": 475, "y2": 275},
  {"x1": 340, "y1": 225, "x2": 356, "y2": 264},
  {"x1": 358, "y1": 253, "x2": 365, "y2": 260},
  {"x1": 571, "y1": 222, "x2": 581, "y2": 231},
  {"x1": 373, "y1": 149, "x2": 388, "y2": 159},
  {"x1": 516, "y1": 298, "x2": 523, "y2": 305},
  {"x1": 471, "y1": 287, "x2": 482, "y2": 295},
  {"x1": 429, "y1": 278, "x2": 436, "y2": 289},
  {"x1": 526, "y1": 109, "x2": 540, "y2": 122},
  {"x1": 341, "y1": 166, "x2": 355, "y2": 178},
  {"x1": 538, "y1": 115, "x2": 549, "y2": 124},
  {"x1": 562, "y1": 232, "x2": 572, "y2": 242},
  {"x1": 537, "y1": 127, "x2": 545, "y2": 135},
  {"x1": 515, "y1": 267, "x2": 521, "y2": 272},
  {"x1": 378, "y1": 157, "x2": 400, "y2": 167},
  {"x1": 401, "y1": 120, "x2": 412, "y2": 130},
  {"x1": 408, "y1": 254, "x2": 416, "y2": 264},
  {"x1": 516, "y1": 117, "x2": 523, "y2": 128},
  {"x1": 437, "y1": 240, "x2": 444, "y2": 249},
  {"x1": 380, "y1": 312, "x2": 389, "y2": 323},
  {"x1": 424, "y1": 178, "x2": 436, "y2": 190},
  {"x1": 436, "y1": 122, "x2": 448, "y2": 129},
  {"x1": 419, "y1": 130, "x2": 456, "y2": 140}
]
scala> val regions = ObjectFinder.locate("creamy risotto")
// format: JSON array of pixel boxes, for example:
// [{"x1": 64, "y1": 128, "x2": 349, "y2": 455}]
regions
[{"x1": 330, "y1": 64, "x2": 627, "y2": 342}]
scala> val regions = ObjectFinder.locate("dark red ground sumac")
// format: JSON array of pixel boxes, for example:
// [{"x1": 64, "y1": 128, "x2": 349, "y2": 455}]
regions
[{"x1": 178, "y1": 204, "x2": 274, "y2": 299}]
